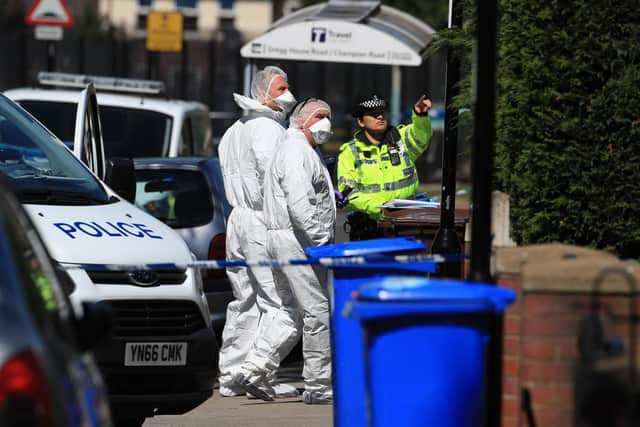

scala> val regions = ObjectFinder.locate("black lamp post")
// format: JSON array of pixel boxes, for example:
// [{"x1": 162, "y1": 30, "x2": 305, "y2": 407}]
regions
[
  {"x1": 469, "y1": 0, "x2": 497, "y2": 286},
  {"x1": 431, "y1": 0, "x2": 463, "y2": 278}
]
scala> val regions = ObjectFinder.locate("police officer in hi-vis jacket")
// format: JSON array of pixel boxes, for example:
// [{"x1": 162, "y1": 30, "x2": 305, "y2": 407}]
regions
[{"x1": 336, "y1": 93, "x2": 433, "y2": 240}]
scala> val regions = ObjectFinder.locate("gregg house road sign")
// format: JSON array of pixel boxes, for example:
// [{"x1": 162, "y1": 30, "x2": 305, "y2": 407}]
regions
[{"x1": 241, "y1": 20, "x2": 422, "y2": 66}]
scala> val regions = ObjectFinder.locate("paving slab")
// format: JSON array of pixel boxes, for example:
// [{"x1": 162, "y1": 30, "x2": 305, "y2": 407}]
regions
[
  {"x1": 143, "y1": 363, "x2": 333, "y2": 427},
  {"x1": 143, "y1": 391, "x2": 333, "y2": 427}
]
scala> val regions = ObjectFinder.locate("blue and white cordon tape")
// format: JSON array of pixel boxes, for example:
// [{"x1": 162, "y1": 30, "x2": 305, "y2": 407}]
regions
[{"x1": 67, "y1": 253, "x2": 465, "y2": 272}]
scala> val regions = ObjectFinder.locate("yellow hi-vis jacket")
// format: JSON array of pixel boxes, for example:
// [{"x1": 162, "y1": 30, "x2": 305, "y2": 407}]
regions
[{"x1": 337, "y1": 111, "x2": 432, "y2": 220}]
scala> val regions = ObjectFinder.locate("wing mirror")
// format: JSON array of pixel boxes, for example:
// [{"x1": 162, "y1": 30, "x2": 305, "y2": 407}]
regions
[{"x1": 104, "y1": 157, "x2": 136, "y2": 203}]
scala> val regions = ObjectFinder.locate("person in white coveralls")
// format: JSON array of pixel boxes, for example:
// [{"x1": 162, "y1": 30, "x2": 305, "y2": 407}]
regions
[
  {"x1": 263, "y1": 98, "x2": 336, "y2": 404},
  {"x1": 217, "y1": 66, "x2": 302, "y2": 399}
]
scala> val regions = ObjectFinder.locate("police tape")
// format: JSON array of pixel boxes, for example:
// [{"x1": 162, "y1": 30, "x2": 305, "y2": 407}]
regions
[{"x1": 64, "y1": 253, "x2": 466, "y2": 272}]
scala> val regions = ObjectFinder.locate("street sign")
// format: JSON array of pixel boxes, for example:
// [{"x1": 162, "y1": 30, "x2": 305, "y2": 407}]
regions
[
  {"x1": 240, "y1": 20, "x2": 422, "y2": 66},
  {"x1": 25, "y1": 0, "x2": 74, "y2": 27},
  {"x1": 146, "y1": 11, "x2": 183, "y2": 52},
  {"x1": 35, "y1": 25, "x2": 64, "y2": 41}
]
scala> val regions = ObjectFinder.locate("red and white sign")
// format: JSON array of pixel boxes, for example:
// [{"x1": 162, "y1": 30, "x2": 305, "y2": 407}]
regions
[{"x1": 25, "y1": 0, "x2": 74, "y2": 27}]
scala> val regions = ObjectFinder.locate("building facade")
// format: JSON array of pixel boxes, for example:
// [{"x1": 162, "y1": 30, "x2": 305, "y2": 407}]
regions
[{"x1": 98, "y1": 0, "x2": 295, "y2": 40}]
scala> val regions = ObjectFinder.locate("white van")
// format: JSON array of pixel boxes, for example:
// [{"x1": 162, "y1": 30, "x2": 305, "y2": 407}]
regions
[
  {"x1": 0, "y1": 85, "x2": 217, "y2": 426},
  {"x1": 5, "y1": 72, "x2": 212, "y2": 158}
]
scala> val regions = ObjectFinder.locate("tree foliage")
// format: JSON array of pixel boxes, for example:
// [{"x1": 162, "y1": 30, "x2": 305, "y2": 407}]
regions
[
  {"x1": 301, "y1": 0, "x2": 448, "y2": 29},
  {"x1": 495, "y1": 0, "x2": 640, "y2": 257},
  {"x1": 381, "y1": 0, "x2": 448, "y2": 29},
  {"x1": 435, "y1": 0, "x2": 640, "y2": 257}
]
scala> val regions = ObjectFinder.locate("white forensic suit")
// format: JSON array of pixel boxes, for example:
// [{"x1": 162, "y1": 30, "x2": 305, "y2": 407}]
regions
[
  {"x1": 263, "y1": 127, "x2": 336, "y2": 401},
  {"x1": 217, "y1": 94, "x2": 301, "y2": 396}
]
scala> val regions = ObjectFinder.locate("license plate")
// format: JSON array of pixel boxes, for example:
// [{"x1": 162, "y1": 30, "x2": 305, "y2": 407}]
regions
[{"x1": 124, "y1": 342, "x2": 187, "y2": 366}]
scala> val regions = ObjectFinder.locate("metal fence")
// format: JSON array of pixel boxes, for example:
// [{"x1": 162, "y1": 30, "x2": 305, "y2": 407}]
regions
[{"x1": 0, "y1": 24, "x2": 470, "y2": 182}]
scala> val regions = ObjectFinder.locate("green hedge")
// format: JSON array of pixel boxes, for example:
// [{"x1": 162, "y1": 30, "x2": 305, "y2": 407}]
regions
[{"x1": 495, "y1": 0, "x2": 640, "y2": 258}]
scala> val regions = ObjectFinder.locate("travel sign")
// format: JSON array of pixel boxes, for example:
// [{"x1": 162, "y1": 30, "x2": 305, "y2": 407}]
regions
[{"x1": 240, "y1": 20, "x2": 422, "y2": 66}]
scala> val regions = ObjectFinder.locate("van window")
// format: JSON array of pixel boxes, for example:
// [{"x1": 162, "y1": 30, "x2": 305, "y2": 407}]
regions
[
  {"x1": 0, "y1": 95, "x2": 110, "y2": 205},
  {"x1": 99, "y1": 105, "x2": 172, "y2": 157},
  {"x1": 134, "y1": 168, "x2": 213, "y2": 229},
  {"x1": 16, "y1": 100, "x2": 77, "y2": 149},
  {"x1": 179, "y1": 117, "x2": 194, "y2": 156},
  {"x1": 19, "y1": 100, "x2": 173, "y2": 158},
  {"x1": 189, "y1": 109, "x2": 211, "y2": 156}
]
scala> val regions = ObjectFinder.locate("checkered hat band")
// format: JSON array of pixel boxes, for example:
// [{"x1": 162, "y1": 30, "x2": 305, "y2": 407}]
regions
[{"x1": 360, "y1": 97, "x2": 386, "y2": 109}]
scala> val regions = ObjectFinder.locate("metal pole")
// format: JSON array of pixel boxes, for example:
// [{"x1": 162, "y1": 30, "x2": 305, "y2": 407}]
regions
[
  {"x1": 431, "y1": 0, "x2": 463, "y2": 278},
  {"x1": 243, "y1": 60, "x2": 256, "y2": 97},
  {"x1": 146, "y1": 49, "x2": 152, "y2": 80},
  {"x1": 208, "y1": 34, "x2": 216, "y2": 108},
  {"x1": 181, "y1": 39, "x2": 188, "y2": 98},
  {"x1": 19, "y1": 27, "x2": 27, "y2": 86},
  {"x1": 468, "y1": 0, "x2": 497, "y2": 285},
  {"x1": 242, "y1": 60, "x2": 256, "y2": 117},
  {"x1": 46, "y1": 41, "x2": 56, "y2": 72},
  {"x1": 390, "y1": 64, "x2": 402, "y2": 124},
  {"x1": 78, "y1": 34, "x2": 86, "y2": 74}
]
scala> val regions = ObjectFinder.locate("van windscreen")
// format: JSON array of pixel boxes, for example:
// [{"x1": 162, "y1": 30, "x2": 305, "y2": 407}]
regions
[
  {"x1": 19, "y1": 100, "x2": 173, "y2": 158},
  {"x1": 0, "y1": 95, "x2": 110, "y2": 205}
]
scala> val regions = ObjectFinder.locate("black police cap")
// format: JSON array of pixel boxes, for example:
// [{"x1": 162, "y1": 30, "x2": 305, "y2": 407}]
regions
[{"x1": 351, "y1": 93, "x2": 387, "y2": 118}]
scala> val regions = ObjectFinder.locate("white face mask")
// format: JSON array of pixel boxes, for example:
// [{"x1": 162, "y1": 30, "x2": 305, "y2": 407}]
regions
[
  {"x1": 272, "y1": 90, "x2": 297, "y2": 113},
  {"x1": 308, "y1": 118, "x2": 333, "y2": 145}
]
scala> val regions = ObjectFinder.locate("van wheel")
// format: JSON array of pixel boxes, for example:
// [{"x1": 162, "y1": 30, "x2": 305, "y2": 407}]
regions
[{"x1": 113, "y1": 415, "x2": 146, "y2": 427}]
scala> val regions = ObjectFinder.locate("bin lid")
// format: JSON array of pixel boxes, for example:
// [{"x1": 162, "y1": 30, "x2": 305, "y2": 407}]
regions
[
  {"x1": 356, "y1": 276, "x2": 517, "y2": 313},
  {"x1": 305, "y1": 237, "x2": 425, "y2": 259}
]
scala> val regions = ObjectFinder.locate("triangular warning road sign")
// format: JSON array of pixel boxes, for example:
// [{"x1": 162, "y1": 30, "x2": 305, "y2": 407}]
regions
[{"x1": 25, "y1": 0, "x2": 74, "y2": 27}]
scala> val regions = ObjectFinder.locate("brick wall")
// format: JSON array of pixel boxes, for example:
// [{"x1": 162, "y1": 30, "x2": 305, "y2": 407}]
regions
[{"x1": 494, "y1": 244, "x2": 639, "y2": 427}]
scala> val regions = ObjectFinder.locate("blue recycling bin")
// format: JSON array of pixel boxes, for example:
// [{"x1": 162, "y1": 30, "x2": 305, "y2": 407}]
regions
[
  {"x1": 347, "y1": 276, "x2": 516, "y2": 427},
  {"x1": 305, "y1": 237, "x2": 438, "y2": 427}
]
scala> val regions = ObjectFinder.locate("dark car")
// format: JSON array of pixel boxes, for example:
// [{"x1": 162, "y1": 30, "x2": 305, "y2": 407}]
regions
[
  {"x1": 133, "y1": 157, "x2": 232, "y2": 338},
  {"x1": 0, "y1": 177, "x2": 113, "y2": 427}
]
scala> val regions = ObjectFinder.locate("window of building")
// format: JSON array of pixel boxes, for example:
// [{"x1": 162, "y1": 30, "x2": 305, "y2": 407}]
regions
[
  {"x1": 176, "y1": 0, "x2": 198, "y2": 31},
  {"x1": 176, "y1": 0, "x2": 197, "y2": 7}
]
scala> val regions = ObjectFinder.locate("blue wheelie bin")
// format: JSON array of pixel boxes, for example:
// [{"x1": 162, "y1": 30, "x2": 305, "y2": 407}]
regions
[
  {"x1": 347, "y1": 276, "x2": 516, "y2": 427},
  {"x1": 305, "y1": 237, "x2": 438, "y2": 427}
]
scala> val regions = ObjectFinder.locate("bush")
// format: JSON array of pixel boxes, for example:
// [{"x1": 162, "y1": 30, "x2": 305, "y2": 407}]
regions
[{"x1": 494, "y1": 0, "x2": 640, "y2": 258}]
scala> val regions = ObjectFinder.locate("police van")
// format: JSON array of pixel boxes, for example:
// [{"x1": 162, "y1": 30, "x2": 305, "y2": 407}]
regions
[
  {"x1": 5, "y1": 71, "x2": 212, "y2": 158},
  {"x1": 0, "y1": 85, "x2": 216, "y2": 425}
]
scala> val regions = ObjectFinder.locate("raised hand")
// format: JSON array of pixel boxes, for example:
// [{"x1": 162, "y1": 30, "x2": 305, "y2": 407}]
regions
[{"x1": 414, "y1": 95, "x2": 432, "y2": 115}]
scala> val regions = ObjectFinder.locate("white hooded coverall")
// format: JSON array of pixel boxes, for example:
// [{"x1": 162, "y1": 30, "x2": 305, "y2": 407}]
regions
[
  {"x1": 263, "y1": 127, "x2": 336, "y2": 397},
  {"x1": 217, "y1": 94, "x2": 301, "y2": 394}
]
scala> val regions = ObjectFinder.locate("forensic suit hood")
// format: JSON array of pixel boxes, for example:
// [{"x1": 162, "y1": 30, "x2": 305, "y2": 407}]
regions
[{"x1": 220, "y1": 95, "x2": 287, "y2": 211}]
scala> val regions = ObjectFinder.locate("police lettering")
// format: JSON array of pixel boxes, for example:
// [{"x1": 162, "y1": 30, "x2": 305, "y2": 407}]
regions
[{"x1": 53, "y1": 221, "x2": 163, "y2": 239}]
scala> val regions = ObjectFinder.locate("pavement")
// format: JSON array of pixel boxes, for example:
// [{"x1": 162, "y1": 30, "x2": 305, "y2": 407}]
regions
[
  {"x1": 143, "y1": 363, "x2": 333, "y2": 427},
  {"x1": 143, "y1": 390, "x2": 332, "y2": 427}
]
